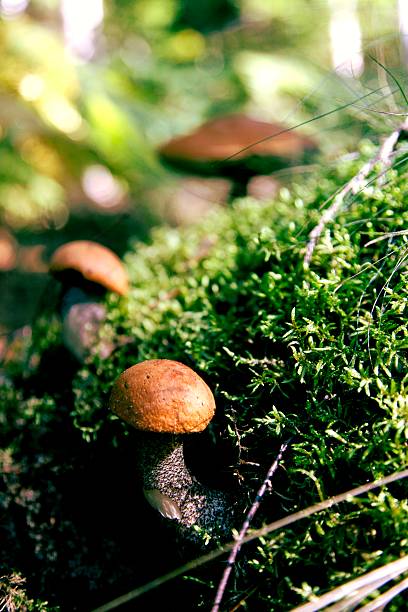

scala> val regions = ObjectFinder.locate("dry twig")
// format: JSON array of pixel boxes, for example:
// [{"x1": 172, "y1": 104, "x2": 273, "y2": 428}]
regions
[
  {"x1": 211, "y1": 440, "x2": 291, "y2": 612},
  {"x1": 304, "y1": 118, "x2": 408, "y2": 266}
]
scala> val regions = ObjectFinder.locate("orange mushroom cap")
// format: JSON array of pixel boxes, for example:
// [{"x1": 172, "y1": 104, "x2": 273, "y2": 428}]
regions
[
  {"x1": 159, "y1": 114, "x2": 317, "y2": 163},
  {"x1": 109, "y1": 359, "x2": 216, "y2": 434},
  {"x1": 49, "y1": 240, "x2": 129, "y2": 296}
]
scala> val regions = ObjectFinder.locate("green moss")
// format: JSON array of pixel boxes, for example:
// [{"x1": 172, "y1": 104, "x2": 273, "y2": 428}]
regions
[{"x1": 5, "y1": 141, "x2": 408, "y2": 609}]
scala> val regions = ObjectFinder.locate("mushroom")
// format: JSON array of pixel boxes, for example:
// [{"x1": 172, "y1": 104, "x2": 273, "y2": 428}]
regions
[
  {"x1": 159, "y1": 113, "x2": 317, "y2": 196},
  {"x1": 109, "y1": 359, "x2": 235, "y2": 546},
  {"x1": 49, "y1": 240, "x2": 129, "y2": 362}
]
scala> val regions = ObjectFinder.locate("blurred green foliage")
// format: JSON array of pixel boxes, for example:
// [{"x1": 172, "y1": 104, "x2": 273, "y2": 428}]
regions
[{"x1": 0, "y1": 0, "x2": 405, "y2": 236}]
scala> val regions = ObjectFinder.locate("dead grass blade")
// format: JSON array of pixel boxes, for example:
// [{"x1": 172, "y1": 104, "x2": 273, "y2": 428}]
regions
[{"x1": 290, "y1": 556, "x2": 408, "y2": 612}]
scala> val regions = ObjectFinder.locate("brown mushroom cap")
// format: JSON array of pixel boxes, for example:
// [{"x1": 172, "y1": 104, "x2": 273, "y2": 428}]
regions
[
  {"x1": 159, "y1": 113, "x2": 316, "y2": 163},
  {"x1": 49, "y1": 240, "x2": 129, "y2": 296},
  {"x1": 109, "y1": 359, "x2": 216, "y2": 434}
]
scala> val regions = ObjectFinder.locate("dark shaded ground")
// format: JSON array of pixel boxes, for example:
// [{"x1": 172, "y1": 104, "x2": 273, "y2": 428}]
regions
[{"x1": 2, "y1": 335, "x2": 233, "y2": 612}]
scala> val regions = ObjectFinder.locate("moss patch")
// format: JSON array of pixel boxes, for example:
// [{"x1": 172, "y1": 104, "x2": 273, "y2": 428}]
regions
[{"x1": 3, "y1": 141, "x2": 408, "y2": 609}]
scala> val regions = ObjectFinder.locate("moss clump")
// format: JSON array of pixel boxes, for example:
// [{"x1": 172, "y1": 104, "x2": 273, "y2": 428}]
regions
[
  {"x1": 78, "y1": 141, "x2": 408, "y2": 606},
  {"x1": 3, "y1": 141, "x2": 408, "y2": 609}
]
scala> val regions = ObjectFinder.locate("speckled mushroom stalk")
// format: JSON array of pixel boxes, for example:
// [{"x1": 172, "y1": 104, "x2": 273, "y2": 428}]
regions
[
  {"x1": 49, "y1": 240, "x2": 129, "y2": 362},
  {"x1": 109, "y1": 359, "x2": 235, "y2": 547},
  {"x1": 59, "y1": 286, "x2": 110, "y2": 362}
]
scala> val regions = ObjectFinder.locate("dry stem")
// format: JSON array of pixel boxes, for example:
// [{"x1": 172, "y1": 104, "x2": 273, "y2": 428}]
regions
[
  {"x1": 211, "y1": 440, "x2": 291, "y2": 612},
  {"x1": 290, "y1": 555, "x2": 408, "y2": 612},
  {"x1": 304, "y1": 118, "x2": 408, "y2": 266}
]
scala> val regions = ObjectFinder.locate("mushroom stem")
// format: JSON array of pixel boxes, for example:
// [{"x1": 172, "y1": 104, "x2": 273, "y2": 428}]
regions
[
  {"x1": 60, "y1": 286, "x2": 112, "y2": 362},
  {"x1": 138, "y1": 433, "x2": 193, "y2": 492},
  {"x1": 137, "y1": 432, "x2": 235, "y2": 546}
]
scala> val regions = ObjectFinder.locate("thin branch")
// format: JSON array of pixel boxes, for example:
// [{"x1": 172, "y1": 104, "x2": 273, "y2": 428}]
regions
[
  {"x1": 211, "y1": 440, "x2": 291, "y2": 612},
  {"x1": 364, "y1": 228, "x2": 408, "y2": 246},
  {"x1": 90, "y1": 468, "x2": 408, "y2": 612},
  {"x1": 304, "y1": 117, "x2": 408, "y2": 266},
  {"x1": 351, "y1": 106, "x2": 408, "y2": 116}
]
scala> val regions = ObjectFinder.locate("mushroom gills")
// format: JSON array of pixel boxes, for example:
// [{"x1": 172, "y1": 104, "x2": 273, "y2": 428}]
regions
[{"x1": 144, "y1": 488, "x2": 182, "y2": 520}]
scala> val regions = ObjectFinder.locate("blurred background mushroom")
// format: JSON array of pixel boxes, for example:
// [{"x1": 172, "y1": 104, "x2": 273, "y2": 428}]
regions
[
  {"x1": 49, "y1": 240, "x2": 128, "y2": 362},
  {"x1": 158, "y1": 113, "x2": 318, "y2": 198}
]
